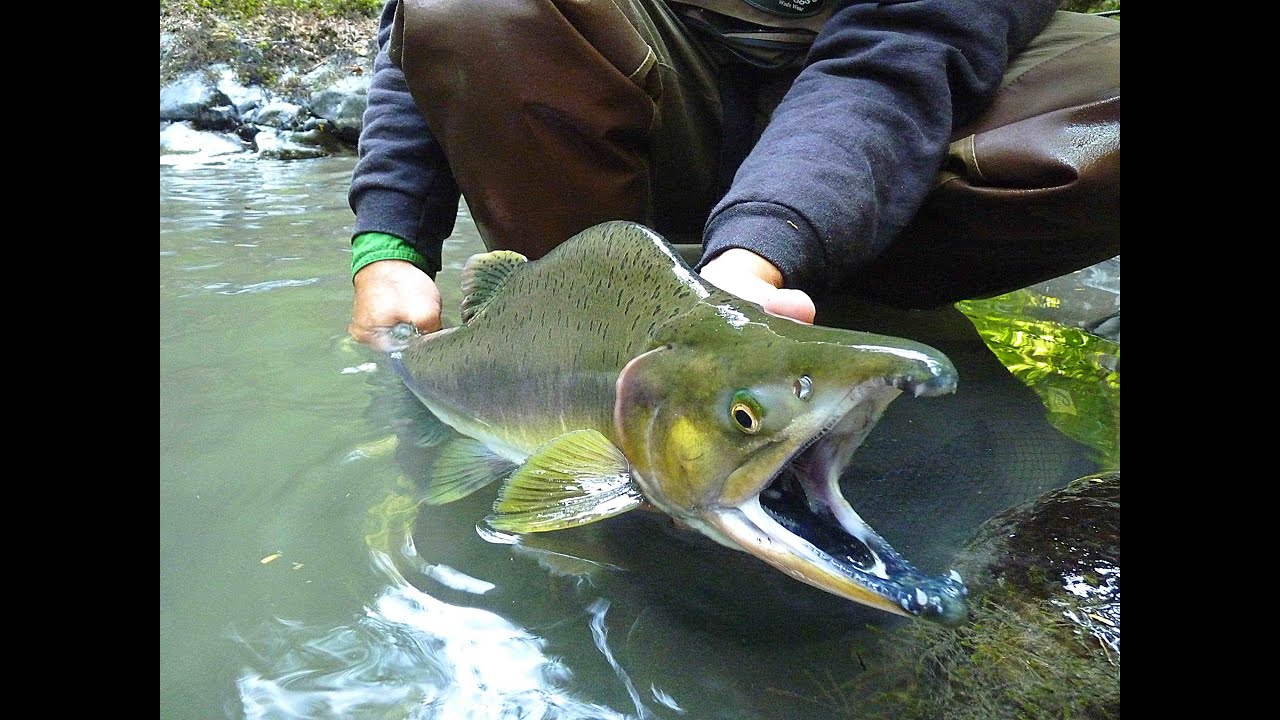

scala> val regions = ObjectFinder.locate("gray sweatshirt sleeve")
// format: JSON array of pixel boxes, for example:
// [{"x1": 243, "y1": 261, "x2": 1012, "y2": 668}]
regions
[
  {"x1": 698, "y1": 0, "x2": 1060, "y2": 293},
  {"x1": 348, "y1": 0, "x2": 460, "y2": 275}
]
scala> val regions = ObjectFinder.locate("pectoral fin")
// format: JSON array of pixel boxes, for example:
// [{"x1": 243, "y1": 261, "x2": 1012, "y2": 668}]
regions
[
  {"x1": 421, "y1": 437, "x2": 517, "y2": 505},
  {"x1": 486, "y1": 429, "x2": 643, "y2": 532}
]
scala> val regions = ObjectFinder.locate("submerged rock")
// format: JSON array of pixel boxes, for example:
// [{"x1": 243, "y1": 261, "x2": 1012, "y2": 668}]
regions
[
  {"x1": 955, "y1": 470, "x2": 1120, "y2": 658},
  {"x1": 809, "y1": 472, "x2": 1120, "y2": 720},
  {"x1": 915, "y1": 472, "x2": 1119, "y2": 718}
]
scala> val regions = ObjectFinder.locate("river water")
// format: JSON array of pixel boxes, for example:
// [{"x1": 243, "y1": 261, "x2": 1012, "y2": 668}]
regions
[{"x1": 160, "y1": 153, "x2": 1119, "y2": 719}]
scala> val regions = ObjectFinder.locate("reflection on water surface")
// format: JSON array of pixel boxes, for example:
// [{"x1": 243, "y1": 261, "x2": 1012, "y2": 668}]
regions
[{"x1": 958, "y1": 280, "x2": 1120, "y2": 469}]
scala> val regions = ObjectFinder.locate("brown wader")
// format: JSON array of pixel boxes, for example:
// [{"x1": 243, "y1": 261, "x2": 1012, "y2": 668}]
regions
[{"x1": 390, "y1": 1, "x2": 1119, "y2": 307}]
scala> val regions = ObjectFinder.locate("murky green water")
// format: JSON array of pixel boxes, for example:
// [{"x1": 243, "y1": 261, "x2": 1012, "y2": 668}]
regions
[{"x1": 160, "y1": 154, "x2": 1118, "y2": 720}]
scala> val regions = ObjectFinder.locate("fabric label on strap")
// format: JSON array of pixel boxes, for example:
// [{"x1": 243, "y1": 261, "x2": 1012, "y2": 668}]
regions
[{"x1": 742, "y1": 0, "x2": 829, "y2": 19}]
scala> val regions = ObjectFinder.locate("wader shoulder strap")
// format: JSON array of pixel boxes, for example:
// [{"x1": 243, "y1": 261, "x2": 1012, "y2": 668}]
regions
[
  {"x1": 666, "y1": 0, "x2": 840, "y2": 67},
  {"x1": 667, "y1": 0, "x2": 837, "y2": 34}
]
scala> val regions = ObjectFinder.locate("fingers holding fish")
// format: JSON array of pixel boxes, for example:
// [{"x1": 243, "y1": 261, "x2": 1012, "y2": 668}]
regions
[
  {"x1": 698, "y1": 247, "x2": 816, "y2": 325},
  {"x1": 350, "y1": 259, "x2": 443, "y2": 352}
]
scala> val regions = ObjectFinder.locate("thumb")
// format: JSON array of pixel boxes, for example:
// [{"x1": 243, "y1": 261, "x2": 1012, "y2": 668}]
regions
[{"x1": 760, "y1": 288, "x2": 816, "y2": 325}]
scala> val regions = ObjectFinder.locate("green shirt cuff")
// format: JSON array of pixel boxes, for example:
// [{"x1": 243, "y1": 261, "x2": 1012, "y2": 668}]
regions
[{"x1": 350, "y1": 232, "x2": 428, "y2": 281}]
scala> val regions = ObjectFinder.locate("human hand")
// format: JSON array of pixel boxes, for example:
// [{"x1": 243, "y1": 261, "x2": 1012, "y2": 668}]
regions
[
  {"x1": 699, "y1": 248, "x2": 816, "y2": 324},
  {"x1": 349, "y1": 259, "x2": 443, "y2": 352}
]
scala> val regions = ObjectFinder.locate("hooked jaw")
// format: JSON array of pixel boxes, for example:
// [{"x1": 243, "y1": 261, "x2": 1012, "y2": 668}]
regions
[
  {"x1": 704, "y1": 496, "x2": 968, "y2": 624},
  {"x1": 703, "y1": 371, "x2": 969, "y2": 625}
]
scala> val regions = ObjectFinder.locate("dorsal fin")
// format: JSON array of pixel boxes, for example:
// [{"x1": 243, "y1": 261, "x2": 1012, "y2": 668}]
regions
[{"x1": 459, "y1": 250, "x2": 527, "y2": 324}]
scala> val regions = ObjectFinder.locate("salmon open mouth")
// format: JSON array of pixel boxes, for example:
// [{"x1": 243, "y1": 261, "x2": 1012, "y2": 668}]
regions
[{"x1": 704, "y1": 377, "x2": 969, "y2": 625}]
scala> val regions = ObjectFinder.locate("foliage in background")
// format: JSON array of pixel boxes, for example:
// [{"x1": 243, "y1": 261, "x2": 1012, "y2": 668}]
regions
[
  {"x1": 160, "y1": 0, "x2": 381, "y2": 95},
  {"x1": 166, "y1": 0, "x2": 384, "y2": 18},
  {"x1": 1059, "y1": 0, "x2": 1120, "y2": 13}
]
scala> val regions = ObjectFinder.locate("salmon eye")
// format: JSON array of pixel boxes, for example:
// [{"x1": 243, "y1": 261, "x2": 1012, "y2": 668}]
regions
[
  {"x1": 730, "y1": 392, "x2": 762, "y2": 434},
  {"x1": 793, "y1": 375, "x2": 813, "y2": 400}
]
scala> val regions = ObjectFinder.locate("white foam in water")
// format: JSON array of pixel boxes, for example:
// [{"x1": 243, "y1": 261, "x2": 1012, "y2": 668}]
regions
[
  {"x1": 587, "y1": 599, "x2": 655, "y2": 720},
  {"x1": 649, "y1": 685, "x2": 685, "y2": 715},
  {"x1": 237, "y1": 552, "x2": 635, "y2": 719},
  {"x1": 216, "y1": 278, "x2": 319, "y2": 295},
  {"x1": 420, "y1": 563, "x2": 496, "y2": 595}
]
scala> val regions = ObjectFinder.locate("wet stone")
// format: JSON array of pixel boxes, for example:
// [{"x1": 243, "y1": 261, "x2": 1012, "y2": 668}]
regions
[
  {"x1": 830, "y1": 472, "x2": 1120, "y2": 720},
  {"x1": 954, "y1": 470, "x2": 1120, "y2": 656}
]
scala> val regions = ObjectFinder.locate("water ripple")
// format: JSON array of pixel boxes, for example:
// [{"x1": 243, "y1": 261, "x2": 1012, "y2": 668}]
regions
[
  {"x1": 217, "y1": 278, "x2": 320, "y2": 295},
  {"x1": 235, "y1": 552, "x2": 637, "y2": 720}
]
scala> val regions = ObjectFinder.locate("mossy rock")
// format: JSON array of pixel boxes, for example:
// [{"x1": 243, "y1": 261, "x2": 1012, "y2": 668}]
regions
[
  {"x1": 799, "y1": 472, "x2": 1120, "y2": 720},
  {"x1": 957, "y1": 471, "x2": 1119, "y2": 613},
  {"x1": 912, "y1": 471, "x2": 1121, "y2": 719}
]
